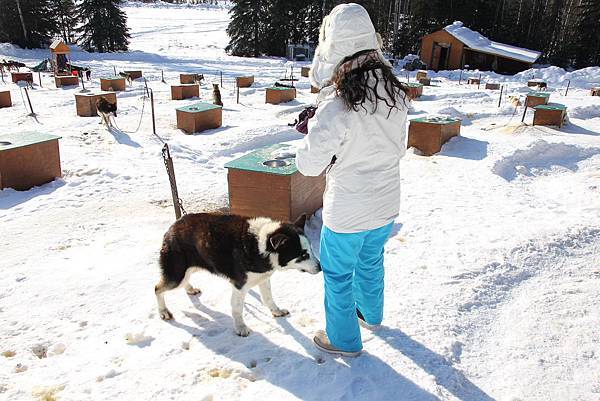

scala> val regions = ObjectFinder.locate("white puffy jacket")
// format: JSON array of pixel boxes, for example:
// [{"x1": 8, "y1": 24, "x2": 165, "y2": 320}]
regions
[
  {"x1": 296, "y1": 3, "x2": 408, "y2": 233},
  {"x1": 296, "y1": 82, "x2": 408, "y2": 233}
]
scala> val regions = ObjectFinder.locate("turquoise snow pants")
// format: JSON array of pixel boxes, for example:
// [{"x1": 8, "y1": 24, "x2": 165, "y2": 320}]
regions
[{"x1": 319, "y1": 222, "x2": 394, "y2": 352}]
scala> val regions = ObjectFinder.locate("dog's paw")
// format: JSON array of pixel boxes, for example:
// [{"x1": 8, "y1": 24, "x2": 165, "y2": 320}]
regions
[
  {"x1": 186, "y1": 287, "x2": 202, "y2": 296},
  {"x1": 235, "y1": 325, "x2": 251, "y2": 337},
  {"x1": 271, "y1": 309, "x2": 290, "y2": 318},
  {"x1": 159, "y1": 309, "x2": 173, "y2": 320}
]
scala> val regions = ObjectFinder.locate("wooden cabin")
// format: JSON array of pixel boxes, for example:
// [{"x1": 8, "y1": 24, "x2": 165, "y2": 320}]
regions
[{"x1": 420, "y1": 22, "x2": 541, "y2": 74}]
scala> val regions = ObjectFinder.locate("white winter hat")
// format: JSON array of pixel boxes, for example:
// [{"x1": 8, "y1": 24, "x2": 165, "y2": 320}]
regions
[{"x1": 310, "y1": 3, "x2": 384, "y2": 88}]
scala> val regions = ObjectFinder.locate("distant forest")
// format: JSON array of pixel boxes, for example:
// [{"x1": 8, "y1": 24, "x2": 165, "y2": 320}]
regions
[{"x1": 227, "y1": 0, "x2": 600, "y2": 69}]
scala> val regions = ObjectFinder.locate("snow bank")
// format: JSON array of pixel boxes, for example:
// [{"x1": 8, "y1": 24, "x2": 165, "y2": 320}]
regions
[{"x1": 491, "y1": 140, "x2": 600, "y2": 181}]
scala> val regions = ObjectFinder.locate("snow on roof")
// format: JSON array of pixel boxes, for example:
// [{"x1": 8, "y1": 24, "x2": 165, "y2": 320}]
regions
[
  {"x1": 50, "y1": 40, "x2": 70, "y2": 53},
  {"x1": 444, "y1": 21, "x2": 541, "y2": 64}
]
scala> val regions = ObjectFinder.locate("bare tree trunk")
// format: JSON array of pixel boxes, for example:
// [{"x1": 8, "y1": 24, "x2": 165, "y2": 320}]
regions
[{"x1": 15, "y1": 0, "x2": 28, "y2": 43}]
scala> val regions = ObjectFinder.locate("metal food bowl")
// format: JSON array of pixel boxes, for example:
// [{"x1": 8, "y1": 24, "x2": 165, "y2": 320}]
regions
[
  {"x1": 0, "y1": 141, "x2": 12, "y2": 146},
  {"x1": 189, "y1": 107, "x2": 199, "y2": 111},
  {"x1": 263, "y1": 159, "x2": 290, "y2": 168}
]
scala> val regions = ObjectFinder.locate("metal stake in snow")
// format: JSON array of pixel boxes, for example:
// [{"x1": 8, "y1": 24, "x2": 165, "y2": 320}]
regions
[
  {"x1": 38, "y1": 71, "x2": 42, "y2": 87},
  {"x1": 79, "y1": 73, "x2": 89, "y2": 93},
  {"x1": 23, "y1": 87, "x2": 35, "y2": 116},
  {"x1": 406, "y1": 71, "x2": 409, "y2": 83},
  {"x1": 1, "y1": 67, "x2": 4, "y2": 83},
  {"x1": 236, "y1": 82, "x2": 240, "y2": 104},
  {"x1": 477, "y1": 73, "x2": 481, "y2": 89},
  {"x1": 564, "y1": 80, "x2": 571, "y2": 96},
  {"x1": 498, "y1": 85, "x2": 503, "y2": 107},
  {"x1": 220, "y1": 71, "x2": 223, "y2": 88},
  {"x1": 521, "y1": 104, "x2": 528, "y2": 123},
  {"x1": 161, "y1": 70, "x2": 165, "y2": 83},
  {"x1": 113, "y1": 66, "x2": 117, "y2": 76},
  {"x1": 458, "y1": 70, "x2": 463, "y2": 85},
  {"x1": 162, "y1": 144, "x2": 184, "y2": 220}
]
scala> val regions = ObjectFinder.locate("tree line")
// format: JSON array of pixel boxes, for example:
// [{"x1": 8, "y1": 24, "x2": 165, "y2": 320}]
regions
[
  {"x1": 227, "y1": 0, "x2": 600, "y2": 69},
  {"x1": 0, "y1": 0, "x2": 130, "y2": 52}
]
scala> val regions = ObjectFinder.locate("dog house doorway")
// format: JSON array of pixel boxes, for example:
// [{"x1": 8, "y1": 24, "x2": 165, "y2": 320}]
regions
[{"x1": 431, "y1": 42, "x2": 451, "y2": 71}]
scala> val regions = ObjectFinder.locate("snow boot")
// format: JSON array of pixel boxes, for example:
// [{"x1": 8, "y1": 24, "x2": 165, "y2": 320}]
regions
[{"x1": 313, "y1": 330, "x2": 361, "y2": 357}]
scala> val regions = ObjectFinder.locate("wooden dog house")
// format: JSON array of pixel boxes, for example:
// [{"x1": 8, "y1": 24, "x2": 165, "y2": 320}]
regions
[
  {"x1": 225, "y1": 144, "x2": 325, "y2": 222},
  {"x1": 55, "y1": 75, "x2": 79, "y2": 88},
  {"x1": 405, "y1": 82, "x2": 423, "y2": 99},
  {"x1": 485, "y1": 83, "x2": 500, "y2": 90},
  {"x1": 11, "y1": 72, "x2": 33, "y2": 84},
  {"x1": 533, "y1": 104, "x2": 567, "y2": 128},
  {"x1": 180, "y1": 73, "x2": 201, "y2": 84},
  {"x1": 0, "y1": 132, "x2": 62, "y2": 190},
  {"x1": 416, "y1": 71, "x2": 428, "y2": 80},
  {"x1": 418, "y1": 77, "x2": 431, "y2": 86},
  {"x1": 301, "y1": 67, "x2": 310, "y2": 78},
  {"x1": 408, "y1": 116, "x2": 461, "y2": 156},
  {"x1": 124, "y1": 70, "x2": 142, "y2": 80},
  {"x1": 420, "y1": 22, "x2": 541, "y2": 74},
  {"x1": 591, "y1": 87, "x2": 600, "y2": 96},
  {"x1": 75, "y1": 92, "x2": 117, "y2": 117},
  {"x1": 266, "y1": 87, "x2": 296, "y2": 104},
  {"x1": 0, "y1": 90, "x2": 11, "y2": 108},
  {"x1": 171, "y1": 84, "x2": 200, "y2": 100},
  {"x1": 50, "y1": 40, "x2": 71, "y2": 76},
  {"x1": 176, "y1": 102, "x2": 222, "y2": 134},
  {"x1": 526, "y1": 91, "x2": 550, "y2": 108},
  {"x1": 467, "y1": 77, "x2": 480, "y2": 85},
  {"x1": 236, "y1": 76, "x2": 254, "y2": 88},
  {"x1": 100, "y1": 77, "x2": 126, "y2": 91}
]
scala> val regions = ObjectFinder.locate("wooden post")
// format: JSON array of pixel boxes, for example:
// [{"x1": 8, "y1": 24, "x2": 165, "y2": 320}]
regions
[
  {"x1": 498, "y1": 85, "x2": 503, "y2": 107},
  {"x1": 477, "y1": 73, "x2": 481, "y2": 89},
  {"x1": 38, "y1": 71, "x2": 42, "y2": 87},
  {"x1": 24, "y1": 87, "x2": 34, "y2": 116},
  {"x1": 564, "y1": 79, "x2": 571, "y2": 96},
  {"x1": 521, "y1": 104, "x2": 528, "y2": 123}
]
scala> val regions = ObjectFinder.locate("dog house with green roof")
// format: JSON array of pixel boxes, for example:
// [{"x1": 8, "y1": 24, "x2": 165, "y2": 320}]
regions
[
  {"x1": 0, "y1": 132, "x2": 62, "y2": 190},
  {"x1": 533, "y1": 104, "x2": 567, "y2": 128},
  {"x1": 176, "y1": 102, "x2": 222, "y2": 134},
  {"x1": 408, "y1": 116, "x2": 461, "y2": 156},
  {"x1": 225, "y1": 144, "x2": 325, "y2": 222}
]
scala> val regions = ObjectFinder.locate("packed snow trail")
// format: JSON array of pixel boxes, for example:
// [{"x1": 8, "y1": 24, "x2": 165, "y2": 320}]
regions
[{"x1": 1, "y1": 3, "x2": 599, "y2": 401}]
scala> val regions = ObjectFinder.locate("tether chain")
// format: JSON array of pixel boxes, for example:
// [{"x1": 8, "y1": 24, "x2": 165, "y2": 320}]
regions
[
  {"x1": 110, "y1": 94, "x2": 147, "y2": 134},
  {"x1": 161, "y1": 144, "x2": 187, "y2": 216}
]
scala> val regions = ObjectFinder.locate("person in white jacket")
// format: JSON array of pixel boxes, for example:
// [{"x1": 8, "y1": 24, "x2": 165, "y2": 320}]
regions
[{"x1": 295, "y1": 3, "x2": 409, "y2": 357}]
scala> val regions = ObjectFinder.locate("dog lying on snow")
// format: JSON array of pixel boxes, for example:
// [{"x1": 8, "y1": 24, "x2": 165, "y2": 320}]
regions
[{"x1": 155, "y1": 213, "x2": 321, "y2": 336}]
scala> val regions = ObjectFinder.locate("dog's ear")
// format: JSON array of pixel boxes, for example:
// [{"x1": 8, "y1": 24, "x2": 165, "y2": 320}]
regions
[
  {"x1": 269, "y1": 234, "x2": 288, "y2": 251},
  {"x1": 293, "y1": 214, "x2": 307, "y2": 230}
]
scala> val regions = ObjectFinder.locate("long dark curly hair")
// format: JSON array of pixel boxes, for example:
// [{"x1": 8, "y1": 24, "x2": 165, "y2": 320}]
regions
[{"x1": 334, "y1": 50, "x2": 409, "y2": 118}]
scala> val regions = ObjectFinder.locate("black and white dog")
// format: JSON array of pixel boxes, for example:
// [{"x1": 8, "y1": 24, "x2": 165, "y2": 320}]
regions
[{"x1": 155, "y1": 213, "x2": 320, "y2": 336}]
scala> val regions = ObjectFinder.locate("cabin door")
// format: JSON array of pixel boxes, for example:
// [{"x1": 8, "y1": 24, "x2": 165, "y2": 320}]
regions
[{"x1": 431, "y1": 42, "x2": 450, "y2": 71}]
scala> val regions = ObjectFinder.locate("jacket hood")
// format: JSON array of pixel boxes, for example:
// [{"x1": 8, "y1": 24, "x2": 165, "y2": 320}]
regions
[{"x1": 309, "y1": 3, "x2": 386, "y2": 88}]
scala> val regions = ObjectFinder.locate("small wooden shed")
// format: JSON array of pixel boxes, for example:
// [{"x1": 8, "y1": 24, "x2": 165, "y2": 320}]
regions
[
  {"x1": 50, "y1": 40, "x2": 72, "y2": 76},
  {"x1": 420, "y1": 22, "x2": 542, "y2": 74}
]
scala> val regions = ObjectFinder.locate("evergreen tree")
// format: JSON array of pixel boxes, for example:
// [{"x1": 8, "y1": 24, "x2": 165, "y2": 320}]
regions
[
  {"x1": 77, "y1": 0, "x2": 130, "y2": 53},
  {"x1": 50, "y1": 0, "x2": 78, "y2": 44},
  {"x1": 571, "y1": 0, "x2": 600, "y2": 68},
  {"x1": 0, "y1": 0, "x2": 58, "y2": 48},
  {"x1": 225, "y1": 0, "x2": 265, "y2": 57}
]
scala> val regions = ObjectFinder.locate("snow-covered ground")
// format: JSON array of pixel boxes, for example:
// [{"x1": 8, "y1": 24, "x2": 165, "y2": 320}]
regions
[{"x1": 1, "y1": 3, "x2": 599, "y2": 401}]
